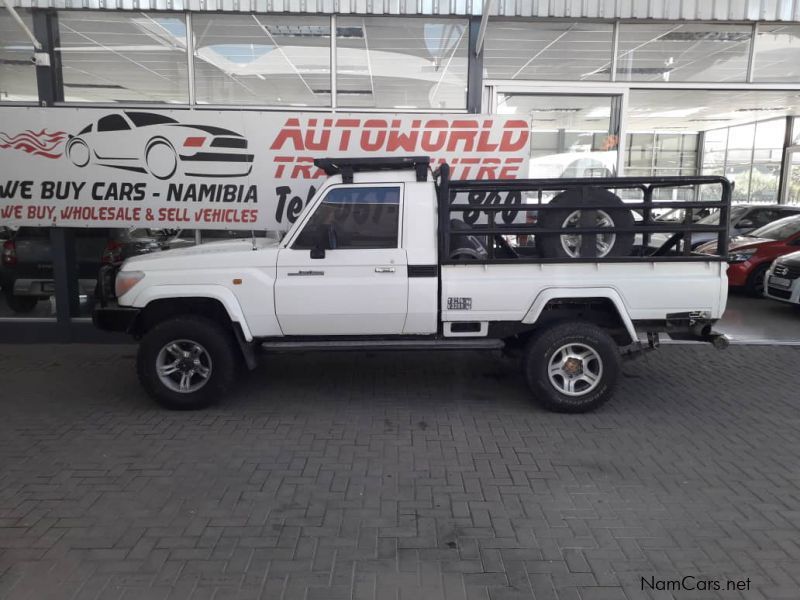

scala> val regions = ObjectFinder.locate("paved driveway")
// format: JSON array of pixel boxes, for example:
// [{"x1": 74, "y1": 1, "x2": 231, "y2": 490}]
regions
[{"x1": 0, "y1": 344, "x2": 798, "y2": 600}]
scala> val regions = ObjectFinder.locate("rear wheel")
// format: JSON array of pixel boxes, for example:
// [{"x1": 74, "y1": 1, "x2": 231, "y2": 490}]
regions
[
  {"x1": 745, "y1": 263, "x2": 769, "y2": 297},
  {"x1": 137, "y1": 316, "x2": 237, "y2": 410},
  {"x1": 4, "y1": 292, "x2": 38, "y2": 314},
  {"x1": 523, "y1": 322, "x2": 620, "y2": 413}
]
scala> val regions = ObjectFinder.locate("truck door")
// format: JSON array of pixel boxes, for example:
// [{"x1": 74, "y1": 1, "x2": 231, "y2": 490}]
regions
[{"x1": 275, "y1": 184, "x2": 408, "y2": 335}]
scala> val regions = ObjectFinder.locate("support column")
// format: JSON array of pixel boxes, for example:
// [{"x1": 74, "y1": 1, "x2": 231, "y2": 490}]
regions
[
  {"x1": 467, "y1": 17, "x2": 484, "y2": 114},
  {"x1": 32, "y1": 10, "x2": 63, "y2": 105}
]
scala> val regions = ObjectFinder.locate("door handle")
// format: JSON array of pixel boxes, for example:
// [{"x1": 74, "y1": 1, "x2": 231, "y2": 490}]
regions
[
  {"x1": 288, "y1": 270, "x2": 325, "y2": 276},
  {"x1": 375, "y1": 267, "x2": 395, "y2": 273}
]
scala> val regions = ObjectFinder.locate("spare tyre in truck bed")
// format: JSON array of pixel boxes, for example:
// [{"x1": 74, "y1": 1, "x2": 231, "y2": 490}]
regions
[{"x1": 537, "y1": 189, "x2": 635, "y2": 259}]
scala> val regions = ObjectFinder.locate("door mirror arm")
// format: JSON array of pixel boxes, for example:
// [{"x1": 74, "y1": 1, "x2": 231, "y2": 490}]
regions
[{"x1": 310, "y1": 224, "x2": 338, "y2": 259}]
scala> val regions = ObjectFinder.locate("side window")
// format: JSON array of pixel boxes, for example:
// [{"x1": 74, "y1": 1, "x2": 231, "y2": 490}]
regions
[
  {"x1": 748, "y1": 210, "x2": 777, "y2": 227},
  {"x1": 97, "y1": 114, "x2": 130, "y2": 132},
  {"x1": 293, "y1": 186, "x2": 401, "y2": 250}
]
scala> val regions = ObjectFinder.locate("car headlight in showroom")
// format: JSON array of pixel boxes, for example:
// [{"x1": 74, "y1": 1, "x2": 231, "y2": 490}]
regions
[
  {"x1": 728, "y1": 249, "x2": 756, "y2": 263},
  {"x1": 115, "y1": 270, "x2": 145, "y2": 298}
]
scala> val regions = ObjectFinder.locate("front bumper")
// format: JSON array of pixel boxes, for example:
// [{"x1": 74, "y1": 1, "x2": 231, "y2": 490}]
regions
[
  {"x1": 764, "y1": 267, "x2": 800, "y2": 304},
  {"x1": 725, "y1": 261, "x2": 751, "y2": 287},
  {"x1": 93, "y1": 305, "x2": 140, "y2": 333}
]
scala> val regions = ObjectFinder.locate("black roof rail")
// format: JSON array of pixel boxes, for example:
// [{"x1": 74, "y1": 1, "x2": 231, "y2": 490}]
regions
[{"x1": 313, "y1": 156, "x2": 430, "y2": 183}]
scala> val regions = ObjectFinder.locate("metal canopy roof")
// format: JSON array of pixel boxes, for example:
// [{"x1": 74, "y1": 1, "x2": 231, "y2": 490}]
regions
[{"x1": 6, "y1": 0, "x2": 800, "y2": 20}]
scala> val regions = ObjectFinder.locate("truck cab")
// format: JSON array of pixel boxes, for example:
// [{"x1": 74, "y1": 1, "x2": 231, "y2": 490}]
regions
[{"x1": 95, "y1": 156, "x2": 731, "y2": 413}]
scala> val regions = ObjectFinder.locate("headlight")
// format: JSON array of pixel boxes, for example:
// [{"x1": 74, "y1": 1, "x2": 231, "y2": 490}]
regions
[
  {"x1": 115, "y1": 270, "x2": 145, "y2": 298},
  {"x1": 728, "y1": 249, "x2": 756, "y2": 263}
]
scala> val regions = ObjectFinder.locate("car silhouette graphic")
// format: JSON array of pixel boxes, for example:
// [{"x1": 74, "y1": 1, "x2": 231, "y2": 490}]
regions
[{"x1": 65, "y1": 111, "x2": 254, "y2": 179}]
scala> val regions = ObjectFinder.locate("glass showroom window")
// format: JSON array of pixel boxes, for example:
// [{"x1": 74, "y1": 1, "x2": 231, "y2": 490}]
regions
[
  {"x1": 336, "y1": 17, "x2": 468, "y2": 110},
  {"x1": 193, "y1": 15, "x2": 331, "y2": 107},
  {"x1": 702, "y1": 119, "x2": 787, "y2": 204},
  {"x1": 616, "y1": 23, "x2": 752, "y2": 82},
  {"x1": 484, "y1": 21, "x2": 613, "y2": 81},
  {"x1": 753, "y1": 25, "x2": 800, "y2": 83},
  {"x1": 0, "y1": 9, "x2": 38, "y2": 102},
  {"x1": 58, "y1": 12, "x2": 189, "y2": 103}
]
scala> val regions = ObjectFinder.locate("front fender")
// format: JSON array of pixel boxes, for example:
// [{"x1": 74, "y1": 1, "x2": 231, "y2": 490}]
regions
[
  {"x1": 128, "y1": 284, "x2": 253, "y2": 341},
  {"x1": 523, "y1": 287, "x2": 637, "y2": 344}
]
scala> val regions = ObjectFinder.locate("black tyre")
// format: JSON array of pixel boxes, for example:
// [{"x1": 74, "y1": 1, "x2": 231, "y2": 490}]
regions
[
  {"x1": 523, "y1": 321, "x2": 620, "y2": 413},
  {"x1": 745, "y1": 263, "x2": 770, "y2": 297},
  {"x1": 5, "y1": 292, "x2": 38, "y2": 313},
  {"x1": 66, "y1": 138, "x2": 90, "y2": 167},
  {"x1": 538, "y1": 189, "x2": 634, "y2": 259},
  {"x1": 145, "y1": 139, "x2": 178, "y2": 180},
  {"x1": 137, "y1": 316, "x2": 237, "y2": 410}
]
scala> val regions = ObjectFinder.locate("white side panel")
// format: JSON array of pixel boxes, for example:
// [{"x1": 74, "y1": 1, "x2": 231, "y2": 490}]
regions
[
  {"x1": 404, "y1": 278, "x2": 438, "y2": 334},
  {"x1": 402, "y1": 180, "x2": 438, "y2": 335},
  {"x1": 120, "y1": 246, "x2": 283, "y2": 339},
  {"x1": 275, "y1": 248, "x2": 408, "y2": 335},
  {"x1": 402, "y1": 181, "x2": 438, "y2": 267},
  {"x1": 441, "y1": 261, "x2": 728, "y2": 325}
]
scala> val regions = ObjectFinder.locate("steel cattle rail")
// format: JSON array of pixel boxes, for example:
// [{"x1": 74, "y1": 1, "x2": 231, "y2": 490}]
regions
[{"x1": 436, "y1": 163, "x2": 732, "y2": 265}]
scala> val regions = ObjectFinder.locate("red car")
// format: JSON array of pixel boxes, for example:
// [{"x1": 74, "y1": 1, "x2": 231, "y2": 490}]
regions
[{"x1": 697, "y1": 213, "x2": 800, "y2": 297}]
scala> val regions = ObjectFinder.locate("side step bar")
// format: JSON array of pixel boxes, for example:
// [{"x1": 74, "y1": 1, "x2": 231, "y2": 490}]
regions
[{"x1": 260, "y1": 339, "x2": 505, "y2": 352}]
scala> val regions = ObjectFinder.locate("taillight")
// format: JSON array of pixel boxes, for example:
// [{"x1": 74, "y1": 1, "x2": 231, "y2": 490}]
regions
[
  {"x1": 183, "y1": 136, "x2": 205, "y2": 147},
  {"x1": 2, "y1": 240, "x2": 16, "y2": 267},
  {"x1": 102, "y1": 239, "x2": 124, "y2": 264}
]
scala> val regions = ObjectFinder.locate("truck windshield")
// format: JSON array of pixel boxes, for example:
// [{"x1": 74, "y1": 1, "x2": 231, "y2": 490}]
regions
[
  {"x1": 696, "y1": 206, "x2": 748, "y2": 226},
  {"x1": 748, "y1": 214, "x2": 800, "y2": 241}
]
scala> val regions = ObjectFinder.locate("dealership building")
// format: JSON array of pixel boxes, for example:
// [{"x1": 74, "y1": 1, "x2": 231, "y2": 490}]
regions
[{"x1": 1, "y1": 0, "x2": 800, "y2": 340}]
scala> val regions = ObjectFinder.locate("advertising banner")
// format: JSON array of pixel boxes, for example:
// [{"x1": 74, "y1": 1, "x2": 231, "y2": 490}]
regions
[{"x1": 0, "y1": 108, "x2": 530, "y2": 230}]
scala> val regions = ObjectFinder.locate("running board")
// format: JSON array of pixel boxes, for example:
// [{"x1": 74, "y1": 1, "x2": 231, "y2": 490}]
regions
[{"x1": 259, "y1": 339, "x2": 505, "y2": 352}]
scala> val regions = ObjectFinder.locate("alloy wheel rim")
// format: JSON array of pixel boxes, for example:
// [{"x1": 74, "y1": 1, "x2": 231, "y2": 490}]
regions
[
  {"x1": 156, "y1": 339, "x2": 213, "y2": 394},
  {"x1": 560, "y1": 209, "x2": 616, "y2": 258},
  {"x1": 547, "y1": 342, "x2": 603, "y2": 397}
]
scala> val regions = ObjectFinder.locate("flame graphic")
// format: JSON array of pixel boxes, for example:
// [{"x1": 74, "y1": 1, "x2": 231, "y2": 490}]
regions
[{"x1": 0, "y1": 129, "x2": 67, "y2": 159}]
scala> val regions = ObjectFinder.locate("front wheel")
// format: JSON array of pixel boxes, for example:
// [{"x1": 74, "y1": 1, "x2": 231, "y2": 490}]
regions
[
  {"x1": 745, "y1": 263, "x2": 769, "y2": 297},
  {"x1": 523, "y1": 322, "x2": 620, "y2": 413},
  {"x1": 137, "y1": 316, "x2": 237, "y2": 410}
]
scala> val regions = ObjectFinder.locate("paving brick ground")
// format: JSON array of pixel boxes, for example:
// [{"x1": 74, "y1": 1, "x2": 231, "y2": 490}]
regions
[{"x1": 0, "y1": 343, "x2": 799, "y2": 600}]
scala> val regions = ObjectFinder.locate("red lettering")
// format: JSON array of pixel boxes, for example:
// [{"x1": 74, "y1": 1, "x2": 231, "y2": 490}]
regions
[
  {"x1": 361, "y1": 119, "x2": 387, "y2": 151},
  {"x1": 420, "y1": 120, "x2": 448, "y2": 152},
  {"x1": 499, "y1": 120, "x2": 530, "y2": 152},
  {"x1": 335, "y1": 119, "x2": 360, "y2": 151},
  {"x1": 476, "y1": 120, "x2": 498, "y2": 152},
  {"x1": 269, "y1": 118, "x2": 304, "y2": 151},
  {"x1": 304, "y1": 119, "x2": 330, "y2": 151}
]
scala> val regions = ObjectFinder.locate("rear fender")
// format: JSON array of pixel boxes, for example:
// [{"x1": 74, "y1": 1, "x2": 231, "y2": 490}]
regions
[{"x1": 523, "y1": 287, "x2": 637, "y2": 344}]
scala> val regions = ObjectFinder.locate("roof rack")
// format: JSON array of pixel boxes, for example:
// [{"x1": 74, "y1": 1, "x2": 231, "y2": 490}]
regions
[{"x1": 313, "y1": 156, "x2": 430, "y2": 184}]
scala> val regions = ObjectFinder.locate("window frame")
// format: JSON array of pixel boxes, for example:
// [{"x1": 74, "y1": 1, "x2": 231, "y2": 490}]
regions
[{"x1": 287, "y1": 183, "x2": 404, "y2": 251}]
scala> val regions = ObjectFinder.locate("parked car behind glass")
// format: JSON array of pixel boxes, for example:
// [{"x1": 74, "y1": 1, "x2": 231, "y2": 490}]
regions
[
  {"x1": 650, "y1": 204, "x2": 800, "y2": 251},
  {"x1": 697, "y1": 213, "x2": 800, "y2": 296},
  {"x1": 764, "y1": 250, "x2": 800, "y2": 306},
  {"x1": 1, "y1": 228, "x2": 191, "y2": 313}
]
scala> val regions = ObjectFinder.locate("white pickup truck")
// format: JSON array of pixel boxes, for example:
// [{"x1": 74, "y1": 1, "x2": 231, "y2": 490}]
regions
[{"x1": 94, "y1": 156, "x2": 731, "y2": 413}]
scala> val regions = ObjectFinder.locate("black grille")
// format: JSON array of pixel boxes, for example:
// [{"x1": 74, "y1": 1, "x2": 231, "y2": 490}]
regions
[
  {"x1": 773, "y1": 264, "x2": 800, "y2": 279},
  {"x1": 211, "y1": 137, "x2": 247, "y2": 149},
  {"x1": 97, "y1": 264, "x2": 119, "y2": 306},
  {"x1": 767, "y1": 286, "x2": 792, "y2": 300},
  {"x1": 408, "y1": 265, "x2": 438, "y2": 278}
]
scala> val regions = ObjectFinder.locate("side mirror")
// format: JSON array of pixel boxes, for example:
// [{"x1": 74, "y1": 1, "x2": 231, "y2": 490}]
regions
[
  {"x1": 310, "y1": 224, "x2": 337, "y2": 259},
  {"x1": 736, "y1": 219, "x2": 754, "y2": 230}
]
